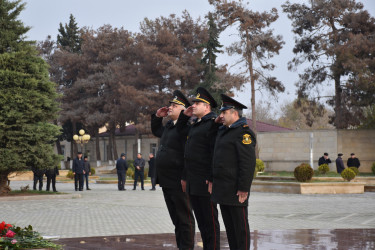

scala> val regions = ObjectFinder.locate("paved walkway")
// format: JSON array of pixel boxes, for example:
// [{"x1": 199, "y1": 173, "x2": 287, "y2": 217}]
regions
[{"x1": 2, "y1": 180, "x2": 375, "y2": 248}]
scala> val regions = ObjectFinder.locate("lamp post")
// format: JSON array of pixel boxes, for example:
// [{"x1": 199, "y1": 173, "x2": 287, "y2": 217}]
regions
[{"x1": 73, "y1": 129, "x2": 91, "y2": 153}]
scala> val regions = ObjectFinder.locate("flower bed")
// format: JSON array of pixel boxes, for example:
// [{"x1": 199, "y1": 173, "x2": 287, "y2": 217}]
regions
[{"x1": 0, "y1": 221, "x2": 62, "y2": 249}]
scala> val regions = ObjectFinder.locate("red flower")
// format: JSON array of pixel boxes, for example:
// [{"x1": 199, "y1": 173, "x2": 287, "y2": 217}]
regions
[
  {"x1": 5, "y1": 230, "x2": 16, "y2": 238},
  {"x1": 0, "y1": 221, "x2": 12, "y2": 231}
]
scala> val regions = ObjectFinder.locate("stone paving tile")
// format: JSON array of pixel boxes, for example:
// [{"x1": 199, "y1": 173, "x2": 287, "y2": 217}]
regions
[{"x1": 1, "y1": 180, "x2": 375, "y2": 239}]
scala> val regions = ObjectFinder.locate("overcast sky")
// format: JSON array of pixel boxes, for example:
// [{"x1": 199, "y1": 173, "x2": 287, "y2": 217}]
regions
[{"x1": 19, "y1": 0, "x2": 375, "y2": 116}]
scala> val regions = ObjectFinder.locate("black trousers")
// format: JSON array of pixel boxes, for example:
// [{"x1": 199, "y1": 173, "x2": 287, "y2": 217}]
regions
[
  {"x1": 83, "y1": 173, "x2": 90, "y2": 189},
  {"x1": 33, "y1": 175, "x2": 43, "y2": 191},
  {"x1": 133, "y1": 171, "x2": 144, "y2": 189},
  {"x1": 190, "y1": 195, "x2": 220, "y2": 250},
  {"x1": 117, "y1": 172, "x2": 126, "y2": 190},
  {"x1": 220, "y1": 205, "x2": 250, "y2": 250},
  {"x1": 46, "y1": 175, "x2": 56, "y2": 192},
  {"x1": 74, "y1": 173, "x2": 84, "y2": 190},
  {"x1": 150, "y1": 177, "x2": 156, "y2": 189},
  {"x1": 162, "y1": 187, "x2": 195, "y2": 250}
]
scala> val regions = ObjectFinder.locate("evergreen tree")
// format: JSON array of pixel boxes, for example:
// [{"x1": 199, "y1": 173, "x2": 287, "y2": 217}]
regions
[
  {"x1": 57, "y1": 14, "x2": 82, "y2": 53},
  {"x1": 0, "y1": 0, "x2": 61, "y2": 193},
  {"x1": 198, "y1": 12, "x2": 224, "y2": 102}
]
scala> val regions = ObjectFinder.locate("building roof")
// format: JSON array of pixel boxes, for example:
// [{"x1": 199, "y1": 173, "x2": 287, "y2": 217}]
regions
[{"x1": 246, "y1": 119, "x2": 292, "y2": 132}]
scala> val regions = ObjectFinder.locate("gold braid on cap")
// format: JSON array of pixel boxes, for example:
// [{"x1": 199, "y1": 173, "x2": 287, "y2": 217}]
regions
[
  {"x1": 172, "y1": 98, "x2": 185, "y2": 106},
  {"x1": 195, "y1": 93, "x2": 210, "y2": 104}
]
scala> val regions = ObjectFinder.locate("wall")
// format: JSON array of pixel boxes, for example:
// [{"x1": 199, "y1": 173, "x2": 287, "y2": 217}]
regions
[{"x1": 258, "y1": 129, "x2": 375, "y2": 173}]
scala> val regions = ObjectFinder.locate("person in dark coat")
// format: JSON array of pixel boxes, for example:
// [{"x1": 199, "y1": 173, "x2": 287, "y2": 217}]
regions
[
  {"x1": 72, "y1": 152, "x2": 85, "y2": 191},
  {"x1": 83, "y1": 156, "x2": 91, "y2": 190},
  {"x1": 151, "y1": 90, "x2": 195, "y2": 250},
  {"x1": 45, "y1": 166, "x2": 59, "y2": 192},
  {"x1": 116, "y1": 153, "x2": 128, "y2": 191},
  {"x1": 336, "y1": 153, "x2": 345, "y2": 174},
  {"x1": 176, "y1": 87, "x2": 220, "y2": 250},
  {"x1": 32, "y1": 165, "x2": 46, "y2": 191},
  {"x1": 212, "y1": 94, "x2": 256, "y2": 250},
  {"x1": 347, "y1": 153, "x2": 361, "y2": 168},
  {"x1": 318, "y1": 153, "x2": 332, "y2": 166},
  {"x1": 133, "y1": 153, "x2": 146, "y2": 190},
  {"x1": 148, "y1": 153, "x2": 156, "y2": 190}
]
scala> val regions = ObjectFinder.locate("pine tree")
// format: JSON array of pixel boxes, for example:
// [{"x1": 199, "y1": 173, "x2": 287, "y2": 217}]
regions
[
  {"x1": 0, "y1": 0, "x2": 61, "y2": 193},
  {"x1": 57, "y1": 14, "x2": 82, "y2": 53},
  {"x1": 198, "y1": 12, "x2": 224, "y2": 102}
]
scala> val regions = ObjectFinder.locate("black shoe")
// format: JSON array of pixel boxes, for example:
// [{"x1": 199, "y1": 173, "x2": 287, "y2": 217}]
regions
[
  {"x1": 87, "y1": 188, "x2": 91, "y2": 190},
  {"x1": 142, "y1": 188, "x2": 145, "y2": 190},
  {"x1": 53, "y1": 190, "x2": 58, "y2": 192},
  {"x1": 132, "y1": 188, "x2": 136, "y2": 190},
  {"x1": 79, "y1": 189, "x2": 83, "y2": 191},
  {"x1": 75, "y1": 189, "x2": 78, "y2": 191}
]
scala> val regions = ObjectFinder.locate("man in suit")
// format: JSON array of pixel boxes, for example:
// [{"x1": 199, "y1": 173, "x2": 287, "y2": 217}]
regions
[
  {"x1": 336, "y1": 153, "x2": 345, "y2": 174},
  {"x1": 176, "y1": 87, "x2": 220, "y2": 250},
  {"x1": 133, "y1": 153, "x2": 146, "y2": 190},
  {"x1": 72, "y1": 152, "x2": 85, "y2": 191},
  {"x1": 45, "y1": 166, "x2": 59, "y2": 192},
  {"x1": 211, "y1": 94, "x2": 256, "y2": 250},
  {"x1": 347, "y1": 153, "x2": 361, "y2": 168},
  {"x1": 148, "y1": 153, "x2": 156, "y2": 190},
  {"x1": 151, "y1": 90, "x2": 195, "y2": 250},
  {"x1": 116, "y1": 153, "x2": 128, "y2": 191},
  {"x1": 83, "y1": 156, "x2": 91, "y2": 190},
  {"x1": 318, "y1": 153, "x2": 332, "y2": 166}
]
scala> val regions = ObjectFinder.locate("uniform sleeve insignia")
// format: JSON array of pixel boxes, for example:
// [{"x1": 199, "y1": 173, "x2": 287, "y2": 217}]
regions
[{"x1": 242, "y1": 134, "x2": 252, "y2": 144}]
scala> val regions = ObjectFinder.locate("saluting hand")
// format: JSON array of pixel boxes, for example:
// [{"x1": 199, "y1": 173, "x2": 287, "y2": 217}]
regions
[
  {"x1": 206, "y1": 180, "x2": 212, "y2": 194},
  {"x1": 215, "y1": 116, "x2": 223, "y2": 124},
  {"x1": 181, "y1": 180, "x2": 186, "y2": 193},
  {"x1": 156, "y1": 107, "x2": 169, "y2": 117},
  {"x1": 237, "y1": 190, "x2": 248, "y2": 203},
  {"x1": 183, "y1": 106, "x2": 194, "y2": 117}
]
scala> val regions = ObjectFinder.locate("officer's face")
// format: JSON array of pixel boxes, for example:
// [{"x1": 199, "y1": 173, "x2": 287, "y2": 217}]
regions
[
  {"x1": 192, "y1": 101, "x2": 209, "y2": 118},
  {"x1": 168, "y1": 103, "x2": 185, "y2": 120},
  {"x1": 220, "y1": 109, "x2": 236, "y2": 127}
]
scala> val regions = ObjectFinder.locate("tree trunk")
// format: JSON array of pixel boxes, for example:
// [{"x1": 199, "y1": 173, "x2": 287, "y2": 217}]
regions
[
  {"x1": 0, "y1": 172, "x2": 11, "y2": 194},
  {"x1": 246, "y1": 32, "x2": 259, "y2": 158},
  {"x1": 72, "y1": 121, "x2": 78, "y2": 155},
  {"x1": 95, "y1": 129, "x2": 101, "y2": 161},
  {"x1": 112, "y1": 130, "x2": 118, "y2": 160},
  {"x1": 334, "y1": 75, "x2": 344, "y2": 129},
  {"x1": 56, "y1": 140, "x2": 62, "y2": 155},
  {"x1": 108, "y1": 131, "x2": 113, "y2": 161}
]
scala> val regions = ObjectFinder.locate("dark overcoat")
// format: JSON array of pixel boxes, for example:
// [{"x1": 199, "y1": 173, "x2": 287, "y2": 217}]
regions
[
  {"x1": 72, "y1": 157, "x2": 85, "y2": 174},
  {"x1": 211, "y1": 117, "x2": 256, "y2": 207},
  {"x1": 151, "y1": 114, "x2": 188, "y2": 189},
  {"x1": 116, "y1": 158, "x2": 128, "y2": 173},
  {"x1": 176, "y1": 111, "x2": 219, "y2": 196}
]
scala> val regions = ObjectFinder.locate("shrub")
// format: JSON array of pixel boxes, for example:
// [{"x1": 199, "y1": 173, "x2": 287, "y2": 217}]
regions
[
  {"x1": 348, "y1": 167, "x2": 359, "y2": 176},
  {"x1": 127, "y1": 160, "x2": 135, "y2": 171},
  {"x1": 66, "y1": 170, "x2": 74, "y2": 179},
  {"x1": 126, "y1": 168, "x2": 134, "y2": 179},
  {"x1": 372, "y1": 163, "x2": 375, "y2": 175},
  {"x1": 294, "y1": 163, "x2": 314, "y2": 182},
  {"x1": 318, "y1": 164, "x2": 330, "y2": 174},
  {"x1": 90, "y1": 167, "x2": 96, "y2": 175},
  {"x1": 256, "y1": 159, "x2": 265, "y2": 172},
  {"x1": 341, "y1": 168, "x2": 356, "y2": 181}
]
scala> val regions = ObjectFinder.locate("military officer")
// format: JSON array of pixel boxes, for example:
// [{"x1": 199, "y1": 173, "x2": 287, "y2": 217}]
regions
[
  {"x1": 211, "y1": 94, "x2": 256, "y2": 250},
  {"x1": 176, "y1": 87, "x2": 220, "y2": 250},
  {"x1": 72, "y1": 152, "x2": 85, "y2": 191},
  {"x1": 151, "y1": 90, "x2": 195, "y2": 250}
]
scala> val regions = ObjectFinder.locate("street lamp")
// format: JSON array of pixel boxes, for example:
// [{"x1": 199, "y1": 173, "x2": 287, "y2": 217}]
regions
[{"x1": 73, "y1": 129, "x2": 91, "y2": 151}]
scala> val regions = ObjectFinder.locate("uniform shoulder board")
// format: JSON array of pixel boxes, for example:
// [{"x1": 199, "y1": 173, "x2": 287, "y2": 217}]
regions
[{"x1": 243, "y1": 124, "x2": 249, "y2": 128}]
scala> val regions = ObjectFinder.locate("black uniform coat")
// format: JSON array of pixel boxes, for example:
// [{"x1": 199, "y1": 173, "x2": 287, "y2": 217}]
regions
[
  {"x1": 151, "y1": 114, "x2": 188, "y2": 188},
  {"x1": 318, "y1": 156, "x2": 332, "y2": 166},
  {"x1": 148, "y1": 158, "x2": 155, "y2": 178},
  {"x1": 45, "y1": 166, "x2": 59, "y2": 177},
  {"x1": 211, "y1": 117, "x2": 256, "y2": 207},
  {"x1": 336, "y1": 157, "x2": 345, "y2": 173},
  {"x1": 176, "y1": 111, "x2": 219, "y2": 196},
  {"x1": 72, "y1": 157, "x2": 85, "y2": 174},
  {"x1": 347, "y1": 158, "x2": 360, "y2": 168},
  {"x1": 116, "y1": 158, "x2": 128, "y2": 173}
]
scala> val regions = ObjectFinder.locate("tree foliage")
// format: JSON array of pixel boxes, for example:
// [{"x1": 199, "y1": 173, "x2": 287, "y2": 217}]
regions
[
  {"x1": 209, "y1": 0, "x2": 285, "y2": 134},
  {"x1": 0, "y1": 0, "x2": 61, "y2": 193},
  {"x1": 283, "y1": 0, "x2": 375, "y2": 129}
]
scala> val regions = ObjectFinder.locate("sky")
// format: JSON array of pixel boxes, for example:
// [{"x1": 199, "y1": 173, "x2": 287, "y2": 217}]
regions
[{"x1": 19, "y1": 0, "x2": 375, "y2": 116}]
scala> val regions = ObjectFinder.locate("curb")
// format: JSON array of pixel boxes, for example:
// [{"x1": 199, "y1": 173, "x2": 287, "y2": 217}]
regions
[{"x1": 0, "y1": 193, "x2": 81, "y2": 201}]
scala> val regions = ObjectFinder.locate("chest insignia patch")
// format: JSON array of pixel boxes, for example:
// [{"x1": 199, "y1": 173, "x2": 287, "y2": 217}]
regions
[{"x1": 242, "y1": 134, "x2": 252, "y2": 144}]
